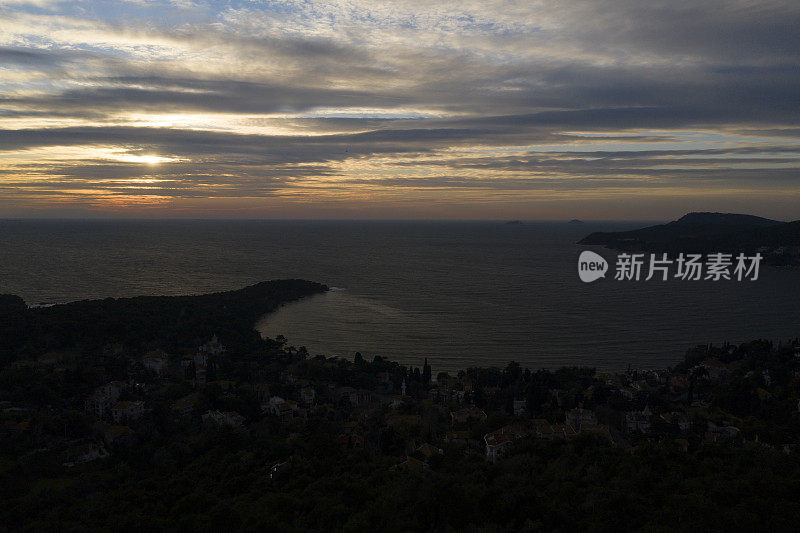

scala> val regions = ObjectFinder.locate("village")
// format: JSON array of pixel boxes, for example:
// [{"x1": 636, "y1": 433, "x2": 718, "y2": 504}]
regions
[{"x1": 3, "y1": 333, "x2": 800, "y2": 472}]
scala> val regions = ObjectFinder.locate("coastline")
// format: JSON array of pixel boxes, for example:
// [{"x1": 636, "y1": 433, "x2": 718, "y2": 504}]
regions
[{"x1": 2, "y1": 282, "x2": 800, "y2": 530}]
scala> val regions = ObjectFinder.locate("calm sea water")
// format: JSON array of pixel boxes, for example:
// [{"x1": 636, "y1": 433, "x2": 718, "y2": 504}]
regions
[{"x1": 1, "y1": 219, "x2": 798, "y2": 373}]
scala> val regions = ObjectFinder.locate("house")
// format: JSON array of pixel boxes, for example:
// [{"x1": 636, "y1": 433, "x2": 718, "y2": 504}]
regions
[
  {"x1": 85, "y1": 382, "x2": 122, "y2": 419},
  {"x1": 451, "y1": 390, "x2": 466, "y2": 404},
  {"x1": 625, "y1": 406, "x2": 652, "y2": 433},
  {"x1": 484, "y1": 425, "x2": 528, "y2": 462},
  {"x1": 698, "y1": 359, "x2": 732, "y2": 382},
  {"x1": 62, "y1": 443, "x2": 109, "y2": 467},
  {"x1": 104, "y1": 425, "x2": 134, "y2": 446},
  {"x1": 550, "y1": 424, "x2": 577, "y2": 439},
  {"x1": 660, "y1": 412, "x2": 691, "y2": 431},
  {"x1": 670, "y1": 374, "x2": 689, "y2": 389},
  {"x1": 335, "y1": 432, "x2": 365, "y2": 448},
  {"x1": 198, "y1": 335, "x2": 226, "y2": 357},
  {"x1": 266, "y1": 396, "x2": 295, "y2": 422},
  {"x1": 193, "y1": 352, "x2": 208, "y2": 385},
  {"x1": 209, "y1": 380, "x2": 235, "y2": 391},
  {"x1": 112, "y1": 400, "x2": 145, "y2": 424},
  {"x1": 142, "y1": 350, "x2": 167, "y2": 375},
  {"x1": 445, "y1": 430, "x2": 471, "y2": 444},
  {"x1": 646, "y1": 370, "x2": 668, "y2": 385},
  {"x1": 143, "y1": 356, "x2": 166, "y2": 375},
  {"x1": 253, "y1": 383, "x2": 270, "y2": 401},
  {"x1": 705, "y1": 422, "x2": 740, "y2": 444},
  {"x1": 598, "y1": 373, "x2": 621, "y2": 387},
  {"x1": 171, "y1": 393, "x2": 202, "y2": 417},
  {"x1": 202, "y1": 410, "x2": 245, "y2": 427},
  {"x1": 390, "y1": 395, "x2": 405, "y2": 409},
  {"x1": 530, "y1": 419, "x2": 576, "y2": 440},
  {"x1": 533, "y1": 419, "x2": 555, "y2": 439},
  {"x1": 513, "y1": 399, "x2": 526, "y2": 416},
  {"x1": 356, "y1": 389, "x2": 372, "y2": 405},
  {"x1": 291, "y1": 402, "x2": 308, "y2": 419},
  {"x1": 565, "y1": 407, "x2": 597, "y2": 432},
  {"x1": 674, "y1": 438, "x2": 690, "y2": 452},
  {"x1": 428, "y1": 387, "x2": 443, "y2": 401},
  {"x1": 300, "y1": 386, "x2": 316, "y2": 406},
  {"x1": 619, "y1": 386, "x2": 638, "y2": 400},
  {"x1": 270, "y1": 458, "x2": 291, "y2": 480},
  {"x1": 451, "y1": 407, "x2": 487, "y2": 425},
  {"x1": 392, "y1": 456, "x2": 428, "y2": 472},
  {"x1": 194, "y1": 352, "x2": 208, "y2": 369},
  {"x1": 337, "y1": 387, "x2": 358, "y2": 406},
  {"x1": 416, "y1": 443, "x2": 443, "y2": 460},
  {"x1": 340, "y1": 420, "x2": 358, "y2": 434},
  {"x1": 549, "y1": 389, "x2": 564, "y2": 407},
  {"x1": 37, "y1": 351, "x2": 65, "y2": 367}
]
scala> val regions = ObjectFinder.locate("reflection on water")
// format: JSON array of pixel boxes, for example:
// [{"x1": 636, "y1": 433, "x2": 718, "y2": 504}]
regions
[
  {"x1": 257, "y1": 290, "x2": 418, "y2": 359},
  {"x1": 2, "y1": 219, "x2": 799, "y2": 374}
]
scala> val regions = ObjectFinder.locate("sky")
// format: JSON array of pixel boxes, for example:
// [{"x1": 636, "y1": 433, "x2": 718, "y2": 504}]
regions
[{"x1": 0, "y1": 0, "x2": 799, "y2": 220}]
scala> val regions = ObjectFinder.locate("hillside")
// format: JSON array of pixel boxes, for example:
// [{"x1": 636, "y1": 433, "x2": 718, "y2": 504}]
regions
[
  {"x1": 578, "y1": 212, "x2": 800, "y2": 265},
  {"x1": 0, "y1": 280, "x2": 328, "y2": 364}
]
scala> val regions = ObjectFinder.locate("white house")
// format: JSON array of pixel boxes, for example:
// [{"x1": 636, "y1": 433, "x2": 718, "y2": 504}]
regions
[
  {"x1": 198, "y1": 335, "x2": 226, "y2": 357},
  {"x1": 265, "y1": 396, "x2": 296, "y2": 422},
  {"x1": 484, "y1": 426, "x2": 528, "y2": 462},
  {"x1": 565, "y1": 407, "x2": 597, "y2": 432}
]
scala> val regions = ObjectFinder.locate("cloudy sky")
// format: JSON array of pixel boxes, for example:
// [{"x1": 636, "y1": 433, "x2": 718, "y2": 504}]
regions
[{"x1": 1, "y1": 0, "x2": 799, "y2": 219}]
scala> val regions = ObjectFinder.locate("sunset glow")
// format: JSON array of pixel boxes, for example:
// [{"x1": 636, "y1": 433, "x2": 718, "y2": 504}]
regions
[{"x1": 0, "y1": 1, "x2": 798, "y2": 219}]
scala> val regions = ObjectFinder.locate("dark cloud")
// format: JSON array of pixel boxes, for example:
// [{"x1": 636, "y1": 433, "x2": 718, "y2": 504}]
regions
[{"x1": 0, "y1": 0, "x2": 799, "y2": 216}]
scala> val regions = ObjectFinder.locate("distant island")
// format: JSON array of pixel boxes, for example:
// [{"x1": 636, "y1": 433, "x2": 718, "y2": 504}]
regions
[
  {"x1": 568, "y1": 219, "x2": 584, "y2": 224},
  {"x1": 579, "y1": 212, "x2": 800, "y2": 265}
]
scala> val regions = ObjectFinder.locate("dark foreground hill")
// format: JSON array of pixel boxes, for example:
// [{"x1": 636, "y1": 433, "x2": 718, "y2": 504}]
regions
[
  {"x1": 579, "y1": 212, "x2": 800, "y2": 265},
  {"x1": 1, "y1": 277, "x2": 800, "y2": 530},
  {"x1": 0, "y1": 280, "x2": 327, "y2": 364}
]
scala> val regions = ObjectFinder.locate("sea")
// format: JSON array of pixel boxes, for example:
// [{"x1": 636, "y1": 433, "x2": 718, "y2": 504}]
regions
[{"x1": 1, "y1": 219, "x2": 798, "y2": 374}]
